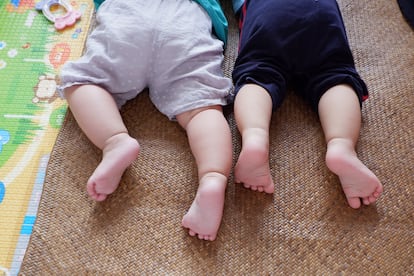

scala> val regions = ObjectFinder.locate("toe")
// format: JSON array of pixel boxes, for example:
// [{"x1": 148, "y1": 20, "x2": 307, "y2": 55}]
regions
[
  {"x1": 362, "y1": 197, "x2": 370, "y2": 205},
  {"x1": 347, "y1": 196, "x2": 361, "y2": 209},
  {"x1": 95, "y1": 193, "x2": 107, "y2": 201}
]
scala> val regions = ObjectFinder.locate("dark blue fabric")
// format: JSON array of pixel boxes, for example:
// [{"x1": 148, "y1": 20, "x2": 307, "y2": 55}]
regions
[
  {"x1": 398, "y1": 0, "x2": 414, "y2": 29},
  {"x1": 232, "y1": 0, "x2": 368, "y2": 111}
]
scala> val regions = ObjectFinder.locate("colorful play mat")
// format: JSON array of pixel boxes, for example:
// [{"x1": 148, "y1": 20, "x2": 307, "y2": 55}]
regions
[{"x1": 0, "y1": 0, "x2": 94, "y2": 274}]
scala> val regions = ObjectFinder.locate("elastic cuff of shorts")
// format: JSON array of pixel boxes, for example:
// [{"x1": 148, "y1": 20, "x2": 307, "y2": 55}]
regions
[
  {"x1": 234, "y1": 78, "x2": 283, "y2": 110},
  {"x1": 57, "y1": 82, "x2": 92, "y2": 99}
]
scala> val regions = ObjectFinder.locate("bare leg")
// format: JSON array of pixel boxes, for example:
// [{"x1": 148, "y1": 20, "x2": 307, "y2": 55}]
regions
[
  {"x1": 233, "y1": 84, "x2": 275, "y2": 193},
  {"x1": 318, "y1": 84, "x2": 383, "y2": 209},
  {"x1": 177, "y1": 106, "x2": 232, "y2": 241},
  {"x1": 65, "y1": 85, "x2": 140, "y2": 201}
]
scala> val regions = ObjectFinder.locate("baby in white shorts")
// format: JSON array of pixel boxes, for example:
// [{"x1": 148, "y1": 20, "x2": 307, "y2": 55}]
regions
[
  {"x1": 60, "y1": 0, "x2": 232, "y2": 119},
  {"x1": 59, "y1": 0, "x2": 233, "y2": 241}
]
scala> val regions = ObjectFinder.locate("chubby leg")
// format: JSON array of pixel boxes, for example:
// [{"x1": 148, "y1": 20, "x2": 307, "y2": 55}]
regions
[
  {"x1": 65, "y1": 85, "x2": 140, "y2": 201},
  {"x1": 177, "y1": 105, "x2": 232, "y2": 241},
  {"x1": 233, "y1": 84, "x2": 275, "y2": 193},
  {"x1": 318, "y1": 84, "x2": 383, "y2": 209}
]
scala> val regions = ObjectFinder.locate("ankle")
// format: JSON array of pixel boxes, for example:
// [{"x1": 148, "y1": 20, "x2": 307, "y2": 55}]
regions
[
  {"x1": 327, "y1": 137, "x2": 356, "y2": 152},
  {"x1": 241, "y1": 128, "x2": 269, "y2": 148},
  {"x1": 242, "y1": 127, "x2": 268, "y2": 138},
  {"x1": 103, "y1": 132, "x2": 137, "y2": 152},
  {"x1": 196, "y1": 172, "x2": 227, "y2": 200},
  {"x1": 200, "y1": 172, "x2": 228, "y2": 184},
  {"x1": 326, "y1": 138, "x2": 358, "y2": 170}
]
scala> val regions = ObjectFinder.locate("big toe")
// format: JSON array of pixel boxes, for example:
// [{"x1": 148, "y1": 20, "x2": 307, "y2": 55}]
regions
[{"x1": 347, "y1": 196, "x2": 361, "y2": 209}]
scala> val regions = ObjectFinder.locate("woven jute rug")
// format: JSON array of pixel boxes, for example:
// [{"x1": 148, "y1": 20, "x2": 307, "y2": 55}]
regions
[{"x1": 20, "y1": 0, "x2": 414, "y2": 274}]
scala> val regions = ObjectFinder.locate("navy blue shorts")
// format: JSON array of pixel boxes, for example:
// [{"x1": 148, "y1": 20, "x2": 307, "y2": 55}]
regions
[{"x1": 232, "y1": 0, "x2": 369, "y2": 111}]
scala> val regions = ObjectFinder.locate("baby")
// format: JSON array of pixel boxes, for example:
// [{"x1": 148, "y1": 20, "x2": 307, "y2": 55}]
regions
[
  {"x1": 231, "y1": 0, "x2": 383, "y2": 208},
  {"x1": 59, "y1": 0, "x2": 233, "y2": 240}
]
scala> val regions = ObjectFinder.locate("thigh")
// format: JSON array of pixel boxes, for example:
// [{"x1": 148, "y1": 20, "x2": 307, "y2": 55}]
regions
[
  {"x1": 233, "y1": 0, "x2": 291, "y2": 110},
  {"x1": 295, "y1": 67, "x2": 369, "y2": 112},
  {"x1": 59, "y1": 0, "x2": 156, "y2": 107},
  {"x1": 149, "y1": 1, "x2": 232, "y2": 120}
]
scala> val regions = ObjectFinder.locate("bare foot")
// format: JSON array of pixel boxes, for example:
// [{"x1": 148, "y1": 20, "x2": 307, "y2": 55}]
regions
[
  {"x1": 326, "y1": 138, "x2": 383, "y2": 209},
  {"x1": 181, "y1": 173, "x2": 227, "y2": 241},
  {"x1": 235, "y1": 129, "x2": 274, "y2": 193},
  {"x1": 87, "y1": 133, "x2": 140, "y2": 201}
]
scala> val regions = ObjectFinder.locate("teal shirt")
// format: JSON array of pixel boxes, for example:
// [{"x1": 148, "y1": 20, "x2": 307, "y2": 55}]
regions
[
  {"x1": 93, "y1": 0, "x2": 104, "y2": 9},
  {"x1": 232, "y1": 0, "x2": 244, "y2": 14},
  {"x1": 93, "y1": 0, "x2": 228, "y2": 45},
  {"x1": 192, "y1": 0, "x2": 228, "y2": 45}
]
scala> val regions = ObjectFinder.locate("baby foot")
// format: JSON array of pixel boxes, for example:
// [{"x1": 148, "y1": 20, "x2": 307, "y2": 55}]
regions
[
  {"x1": 326, "y1": 139, "x2": 383, "y2": 209},
  {"x1": 181, "y1": 173, "x2": 227, "y2": 241},
  {"x1": 87, "y1": 133, "x2": 140, "y2": 201},
  {"x1": 235, "y1": 132, "x2": 274, "y2": 193}
]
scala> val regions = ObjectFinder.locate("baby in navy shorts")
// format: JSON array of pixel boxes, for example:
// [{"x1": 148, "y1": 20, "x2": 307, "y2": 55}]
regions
[{"x1": 231, "y1": 0, "x2": 383, "y2": 208}]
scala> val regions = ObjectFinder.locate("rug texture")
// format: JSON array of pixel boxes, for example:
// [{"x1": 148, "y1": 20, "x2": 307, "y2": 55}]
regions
[{"x1": 20, "y1": 0, "x2": 414, "y2": 274}]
